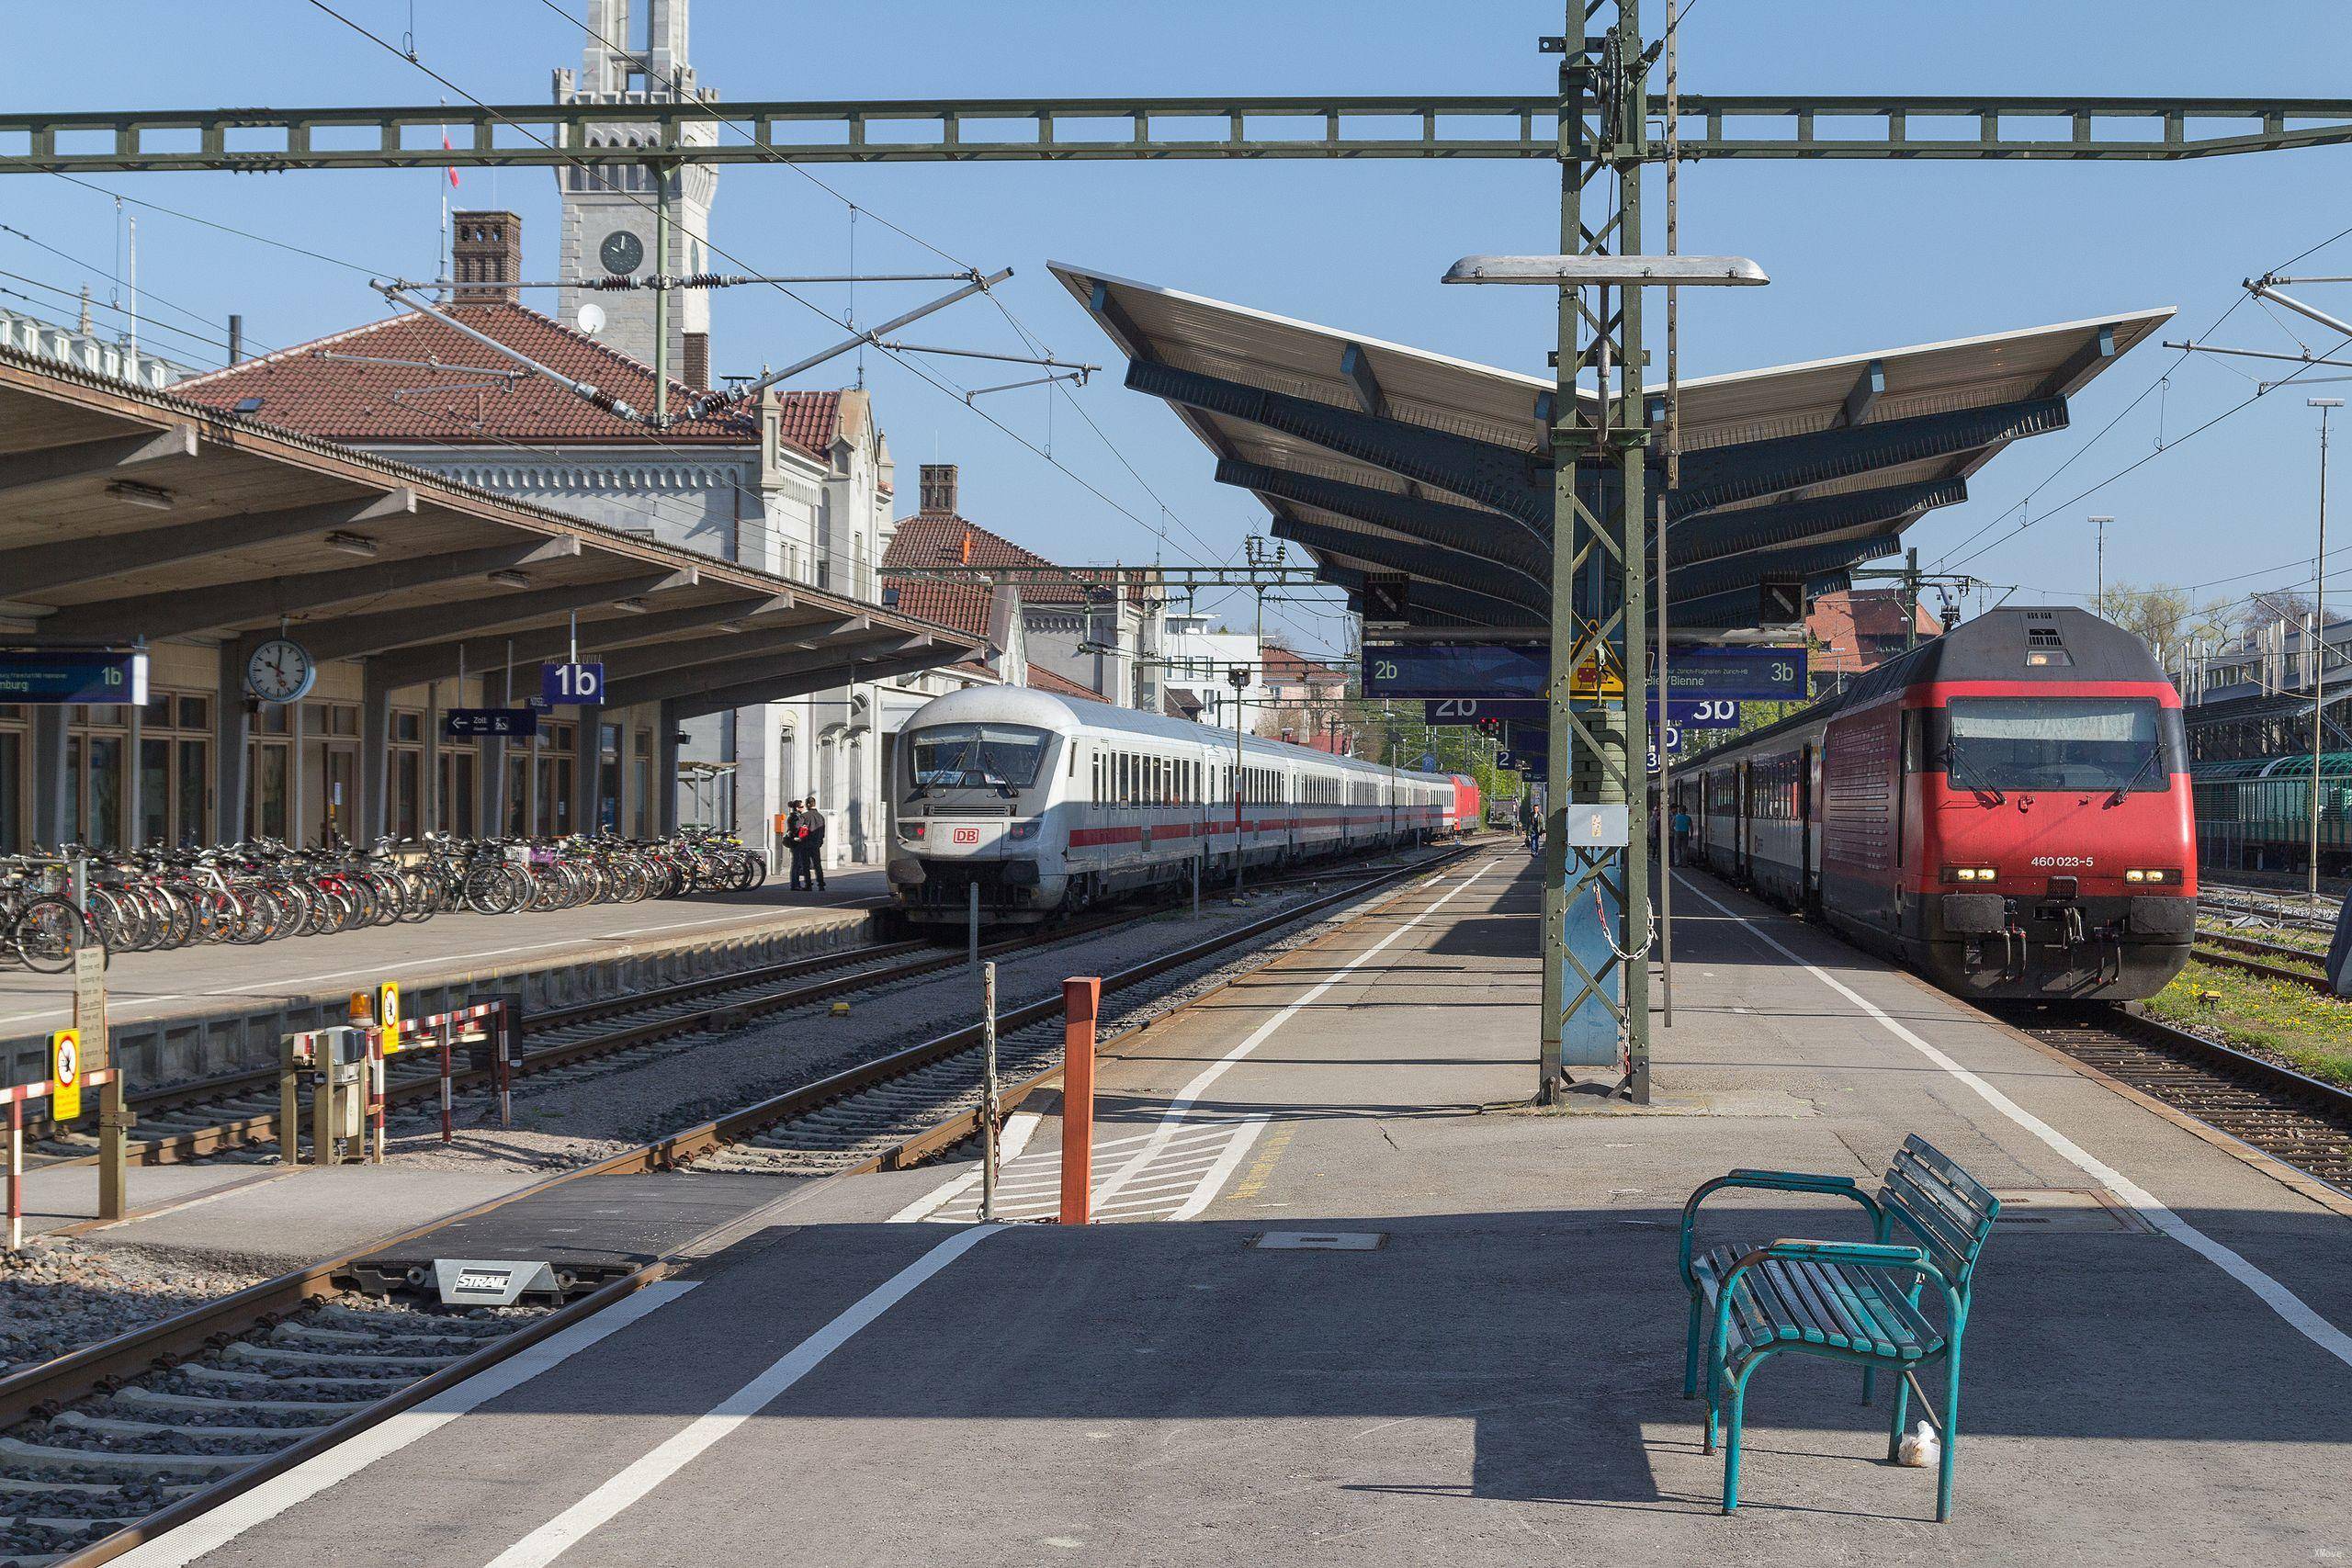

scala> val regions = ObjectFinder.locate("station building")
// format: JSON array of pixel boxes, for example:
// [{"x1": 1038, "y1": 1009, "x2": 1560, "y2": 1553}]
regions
[
  {"x1": 161, "y1": 212, "x2": 990, "y2": 870},
  {"x1": 0, "y1": 343, "x2": 982, "y2": 859}
]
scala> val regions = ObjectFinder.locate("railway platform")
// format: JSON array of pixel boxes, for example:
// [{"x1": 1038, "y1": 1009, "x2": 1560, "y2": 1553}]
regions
[
  {"x1": 0, "y1": 868, "x2": 888, "y2": 1094},
  {"x1": 102, "y1": 851, "x2": 2352, "y2": 1567}
]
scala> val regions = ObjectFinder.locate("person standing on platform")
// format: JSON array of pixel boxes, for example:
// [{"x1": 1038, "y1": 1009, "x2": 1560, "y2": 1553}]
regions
[
  {"x1": 801, "y1": 799, "x2": 829, "y2": 892},
  {"x1": 1671, "y1": 803, "x2": 1693, "y2": 867},
  {"x1": 785, "y1": 799, "x2": 812, "y2": 892},
  {"x1": 1518, "y1": 792, "x2": 1539, "y2": 854}
]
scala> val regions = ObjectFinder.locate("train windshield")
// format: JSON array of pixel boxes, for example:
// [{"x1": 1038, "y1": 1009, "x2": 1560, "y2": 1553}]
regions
[
  {"x1": 1938, "y1": 697, "x2": 2176, "y2": 793},
  {"x1": 908, "y1": 724, "x2": 1049, "y2": 793}
]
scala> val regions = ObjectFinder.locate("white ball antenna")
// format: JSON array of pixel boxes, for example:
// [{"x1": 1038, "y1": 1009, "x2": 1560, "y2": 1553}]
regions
[{"x1": 574, "y1": 300, "x2": 607, "y2": 337}]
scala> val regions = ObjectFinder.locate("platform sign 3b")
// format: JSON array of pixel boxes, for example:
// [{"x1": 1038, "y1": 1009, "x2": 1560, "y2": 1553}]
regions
[
  {"x1": 50, "y1": 1029, "x2": 81, "y2": 1122},
  {"x1": 540, "y1": 661, "x2": 605, "y2": 706}
]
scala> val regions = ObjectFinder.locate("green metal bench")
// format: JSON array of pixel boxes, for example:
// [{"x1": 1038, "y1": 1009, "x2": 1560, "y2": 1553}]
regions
[{"x1": 1678, "y1": 1135, "x2": 2000, "y2": 1520}]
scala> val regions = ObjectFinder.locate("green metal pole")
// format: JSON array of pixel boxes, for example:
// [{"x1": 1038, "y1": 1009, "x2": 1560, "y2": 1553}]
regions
[
  {"x1": 1616, "y1": 0, "x2": 1653, "y2": 1105},
  {"x1": 1538, "y1": 4, "x2": 1582, "y2": 1106}
]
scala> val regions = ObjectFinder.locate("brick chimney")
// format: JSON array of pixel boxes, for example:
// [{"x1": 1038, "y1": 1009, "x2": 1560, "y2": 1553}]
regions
[
  {"x1": 450, "y1": 210, "x2": 522, "y2": 305},
  {"x1": 681, "y1": 332, "x2": 709, "y2": 390},
  {"x1": 919, "y1": 462, "x2": 959, "y2": 515}
]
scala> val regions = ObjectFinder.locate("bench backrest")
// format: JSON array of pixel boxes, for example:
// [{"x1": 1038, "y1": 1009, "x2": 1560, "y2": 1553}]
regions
[{"x1": 1882, "y1": 1135, "x2": 2001, "y2": 1297}]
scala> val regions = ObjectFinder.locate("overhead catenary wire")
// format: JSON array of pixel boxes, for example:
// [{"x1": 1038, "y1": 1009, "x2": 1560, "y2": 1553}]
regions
[{"x1": 311, "y1": 0, "x2": 1249, "y2": 591}]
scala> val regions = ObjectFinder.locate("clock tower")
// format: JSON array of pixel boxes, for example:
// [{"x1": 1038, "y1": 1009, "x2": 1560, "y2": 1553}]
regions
[{"x1": 551, "y1": 0, "x2": 717, "y2": 381}]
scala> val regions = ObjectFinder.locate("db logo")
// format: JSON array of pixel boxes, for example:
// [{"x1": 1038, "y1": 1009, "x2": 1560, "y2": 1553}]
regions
[{"x1": 953, "y1": 828, "x2": 980, "y2": 845}]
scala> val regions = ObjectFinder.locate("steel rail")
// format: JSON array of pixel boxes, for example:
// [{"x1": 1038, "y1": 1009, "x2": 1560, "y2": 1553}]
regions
[
  {"x1": 28, "y1": 852, "x2": 1446, "y2": 1171},
  {"x1": 8, "y1": 841, "x2": 1482, "y2": 1568}
]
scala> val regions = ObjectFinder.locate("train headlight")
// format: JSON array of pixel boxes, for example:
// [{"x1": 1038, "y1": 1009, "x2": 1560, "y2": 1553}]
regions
[
  {"x1": 2125, "y1": 868, "x2": 2181, "y2": 885},
  {"x1": 901, "y1": 821, "x2": 927, "y2": 840},
  {"x1": 1941, "y1": 865, "x2": 1997, "y2": 884},
  {"x1": 1006, "y1": 820, "x2": 1040, "y2": 841}
]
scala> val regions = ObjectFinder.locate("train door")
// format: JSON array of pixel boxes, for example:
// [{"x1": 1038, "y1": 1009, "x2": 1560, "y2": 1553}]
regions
[
  {"x1": 1799, "y1": 742, "x2": 1817, "y2": 914},
  {"x1": 1736, "y1": 761, "x2": 1752, "y2": 883}
]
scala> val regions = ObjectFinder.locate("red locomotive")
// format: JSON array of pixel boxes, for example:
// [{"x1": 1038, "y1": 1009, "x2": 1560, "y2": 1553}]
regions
[{"x1": 1675, "y1": 607, "x2": 2195, "y2": 1001}]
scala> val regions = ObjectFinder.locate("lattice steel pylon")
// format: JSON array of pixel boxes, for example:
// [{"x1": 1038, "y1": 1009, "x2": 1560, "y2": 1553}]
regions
[{"x1": 1540, "y1": 1, "x2": 1653, "y2": 1104}]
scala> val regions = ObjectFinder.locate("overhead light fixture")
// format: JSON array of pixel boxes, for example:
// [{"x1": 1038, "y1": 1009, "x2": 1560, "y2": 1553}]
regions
[
  {"x1": 324, "y1": 531, "x2": 379, "y2": 558},
  {"x1": 106, "y1": 479, "x2": 175, "y2": 510},
  {"x1": 1442, "y1": 254, "x2": 1770, "y2": 287},
  {"x1": 609, "y1": 596, "x2": 650, "y2": 614},
  {"x1": 487, "y1": 570, "x2": 531, "y2": 588}
]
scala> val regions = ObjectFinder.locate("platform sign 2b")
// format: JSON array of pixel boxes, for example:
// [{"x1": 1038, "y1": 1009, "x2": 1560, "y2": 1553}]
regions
[
  {"x1": 50, "y1": 1029, "x2": 81, "y2": 1122},
  {"x1": 540, "y1": 661, "x2": 605, "y2": 706}
]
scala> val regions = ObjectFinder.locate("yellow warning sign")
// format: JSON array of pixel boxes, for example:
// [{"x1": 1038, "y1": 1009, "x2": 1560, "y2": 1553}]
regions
[
  {"x1": 377, "y1": 982, "x2": 402, "y2": 1051},
  {"x1": 1569, "y1": 657, "x2": 1626, "y2": 699},
  {"x1": 50, "y1": 1029, "x2": 81, "y2": 1122}
]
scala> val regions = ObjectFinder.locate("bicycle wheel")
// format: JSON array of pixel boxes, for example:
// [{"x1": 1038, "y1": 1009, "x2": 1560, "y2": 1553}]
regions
[{"x1": 11, "y1": 897, "x2": 90, "y2": 975}]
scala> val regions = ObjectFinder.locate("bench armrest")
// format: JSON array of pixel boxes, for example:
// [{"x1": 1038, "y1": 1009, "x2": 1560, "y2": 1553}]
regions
[{"x1": 1679, "y1": 1170, "x2": 1882, "y2": 1285}]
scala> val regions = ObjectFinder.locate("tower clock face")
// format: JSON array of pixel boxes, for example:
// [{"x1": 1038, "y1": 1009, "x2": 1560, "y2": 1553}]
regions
[{"x1": 599, "y1": 230, "x2": 646, "y2": 276}]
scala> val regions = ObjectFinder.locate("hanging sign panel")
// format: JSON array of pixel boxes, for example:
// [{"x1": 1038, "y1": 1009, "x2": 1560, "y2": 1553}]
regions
[
  {"x1": 1425, "y1": 698, "x2": 1544, "y2": 726},
  {"x1": 443, "y1": 708, "x2": 540, "y2": 739},
  {"x1": 1649, "y1": 646, "x2": 1806, "y2": 701},
  {"x1": 0, "y1": 648, "x2": 149, "y2": 705},
  {"x1": 540, "y1": 661, "x2": 605, "y2": 705},
  {"x1": 1363, "y1": 644, "x2": 1545, "y2": 699}
]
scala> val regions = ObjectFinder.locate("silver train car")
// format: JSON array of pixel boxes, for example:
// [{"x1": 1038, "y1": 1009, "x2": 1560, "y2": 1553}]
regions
[{"x1": 886, "y1": 686, "x2": 1470, "y2": 925}]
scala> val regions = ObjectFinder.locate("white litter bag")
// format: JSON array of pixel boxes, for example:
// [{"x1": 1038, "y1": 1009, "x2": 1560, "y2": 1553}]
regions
[{"x1": 1896, "y1": 1420, "x2": 1939, "y2": 1469}]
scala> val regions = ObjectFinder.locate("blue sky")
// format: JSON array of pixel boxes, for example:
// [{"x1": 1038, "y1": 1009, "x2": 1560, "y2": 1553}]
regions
[{"x1": 9, "y1": 1, "x2": 2352, "y2": 654}]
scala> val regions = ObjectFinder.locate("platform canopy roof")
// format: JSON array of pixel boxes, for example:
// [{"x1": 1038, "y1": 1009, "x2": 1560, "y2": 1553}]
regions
[
  {"x1": 1050, "y1": 262, "x2": 2171, "y2": 638},
  {"x1": 0, "y1": 348, "x2": 979, "y2": 718}
]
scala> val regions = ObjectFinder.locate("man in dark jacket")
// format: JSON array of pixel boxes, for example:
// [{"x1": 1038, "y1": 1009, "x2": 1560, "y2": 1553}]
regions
[
  {"x1": 799, "y1": 799, "x2": 829, "y2": 891},
  {"x1": 784, "y1": 800, "x2": 811, "y2": 891}
]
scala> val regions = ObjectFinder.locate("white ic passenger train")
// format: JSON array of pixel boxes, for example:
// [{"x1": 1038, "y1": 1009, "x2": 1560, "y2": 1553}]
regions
[{"x1": 887, "y1": 686, "x2": 1476, "y2": 926}]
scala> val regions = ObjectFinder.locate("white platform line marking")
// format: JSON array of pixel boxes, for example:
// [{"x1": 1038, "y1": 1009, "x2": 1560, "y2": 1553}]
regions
[
  {"x1": 114, "y1": 1281, "x2": 696, "y2": 1568},
  {"x1": 888, "y1": 1113, "x2": 1040, "y2": 1223},
  {"x1": 895, "y1": 863, "x2": 1487, "y2": 1226},
  {"x1": 1679, "y1": 875, "x2": 2352, "y2": 1370},
  {"x1": 1091, "y1": 865, "x2": 1490, "y2": 1212},
  {"x1": 481, "y1": 1225, "x2": 1001, "y2": 1568}
]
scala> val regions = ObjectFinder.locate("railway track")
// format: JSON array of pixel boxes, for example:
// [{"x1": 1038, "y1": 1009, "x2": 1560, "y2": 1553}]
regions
[
  {"x1": 30, "y1": 851, "x2": 1441, "y2": 1175},
  {"x1": 2188, "y1": 937, "x2": 2333, "y2": 992},
  {"x1": 2007, "y1": 1005, "x2": 2352, "y2": 1193},
  {"x1": 0, "y1": 844, "x2": 1482, "y2": 1568}
]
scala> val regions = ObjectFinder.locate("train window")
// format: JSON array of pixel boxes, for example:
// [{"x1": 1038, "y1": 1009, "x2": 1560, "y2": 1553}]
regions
[
  {"x1": 1091, "y1": 751, "x2": 1103, "y2": 801},
  {"x1": 910, "y1": 724, "x2": 1049, "y2": 790},
  {"x1": 1933, "y1": 697, "x2": 2173, "y2": 794}
]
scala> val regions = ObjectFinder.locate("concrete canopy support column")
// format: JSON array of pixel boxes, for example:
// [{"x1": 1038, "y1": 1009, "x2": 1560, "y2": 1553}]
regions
[
  {"x1": 30, "y1": 705, "x2": 68, "y2": 847},
  {"x1": 359, "y1": 676, "x2": 391, "y2": 844},
  {"x1": 481, "y1": 734, "x2": 506, "y2": 839},
  {"x1": 215, "y1": 637, "x2": 254, "y2": 843},
  {"x1": 571, "y1": 703, "x2": 605, "y2": 835},
  {"x1": 657, "y1": 701, "x2": 683, "y2": 834}
]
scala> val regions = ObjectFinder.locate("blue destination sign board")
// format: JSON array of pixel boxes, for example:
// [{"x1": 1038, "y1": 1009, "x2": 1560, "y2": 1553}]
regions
[
  {"x1": 0, "y1": 648, "x2": 149, "y2": 705},
  {"x1": 444, "y1": 707, "x2": 539, "y2": 739},
  {"x1": 1364, "y1": 644, "x2": 1544, "y2": 699},
  {"x1": 1377, "y1": 643, "x2": 1803, "y2": 702},
  {"x1": 1651, "y1": 646, "x2": 1805, "y2": 701},
  {"x1": 1428, "y1": 695, "x2": 1737, "y2": 728}
]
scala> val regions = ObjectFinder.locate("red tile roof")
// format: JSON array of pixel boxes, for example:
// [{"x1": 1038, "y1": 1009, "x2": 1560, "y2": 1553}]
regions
[
  {"x1": 1805, "y1": 589, "x2": 1942, "y2": 677},
  {"x1": 882, "y1": 509, "x2": 1149, "y2": 607},
  {"x1": 886, "y1": 577, "x2": 994, "y2": 638},
  {"x1": 175, "y1": 302, "x2": 835, "y2": 457},
  {"x1": 1026, "y1": 665, "x2": 1102, "y2": 700}
]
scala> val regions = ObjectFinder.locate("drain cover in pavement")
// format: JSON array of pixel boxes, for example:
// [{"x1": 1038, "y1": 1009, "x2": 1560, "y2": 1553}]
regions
[{"x1": 1252, "y1": 1232, "x2": 1385, "y2": 1250}]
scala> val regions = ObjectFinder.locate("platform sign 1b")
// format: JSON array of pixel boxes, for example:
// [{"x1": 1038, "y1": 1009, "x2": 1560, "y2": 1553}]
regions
[
  {"x1": 0, "y1": 648, "x2": 149, "y2": 705},
  {"x1": 540, "y1": 661, "x2": 605, "y2": 706}
]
